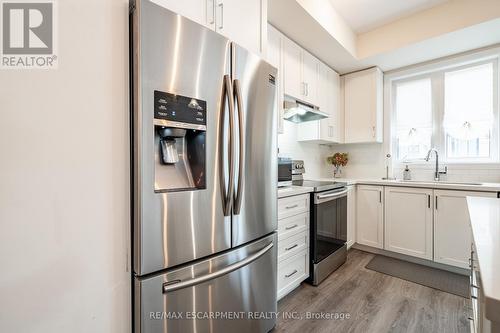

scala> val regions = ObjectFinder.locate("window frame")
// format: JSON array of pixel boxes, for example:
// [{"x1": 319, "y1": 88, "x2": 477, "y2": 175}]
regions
[{"x1": 389, "y1": 56, "x2": 500, "y2": 164}]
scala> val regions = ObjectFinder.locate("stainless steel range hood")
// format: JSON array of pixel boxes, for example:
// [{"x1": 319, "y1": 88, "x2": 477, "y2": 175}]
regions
[{"x1": 283, "y1": 99, "x2": 328, "y2": 123}]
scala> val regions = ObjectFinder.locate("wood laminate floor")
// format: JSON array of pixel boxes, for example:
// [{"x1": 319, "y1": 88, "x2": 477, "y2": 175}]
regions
[{"x1": 274, "y1": 249, "x2": 470, "y2": 333}]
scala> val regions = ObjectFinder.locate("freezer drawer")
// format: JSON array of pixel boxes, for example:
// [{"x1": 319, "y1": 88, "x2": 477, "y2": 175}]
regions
[{"x1": 134, "y1": 234, "x2": 277, "y2": 333}]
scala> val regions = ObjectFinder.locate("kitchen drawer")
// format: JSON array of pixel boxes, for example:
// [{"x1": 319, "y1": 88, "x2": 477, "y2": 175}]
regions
[
  {"x1": 278, "y1": 194, "x2": 309, "y2": 220},
  {"x1": 278, "y1": 212, "x2": 309, "y2": 241},
  {"x1": 277, "y1": 249, "x2": 309, "y2": 300},
  {"x1": 278, "y1": 230, "x2": 308, "y2": 261}
]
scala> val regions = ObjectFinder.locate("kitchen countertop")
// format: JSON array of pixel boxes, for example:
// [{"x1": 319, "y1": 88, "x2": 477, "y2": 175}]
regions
[
  {"x1": 315, "y1": 178, "x2": 500, "y2": 192},
  {"x1": 277, "y1": 185, "x2": 314, "y2": 199},
  {"x1": 278, "y1": 177, "x2": 500, "y2": 199},
  {"x1": 466, "y1": 196, "x2": 500, "y2": 323}
]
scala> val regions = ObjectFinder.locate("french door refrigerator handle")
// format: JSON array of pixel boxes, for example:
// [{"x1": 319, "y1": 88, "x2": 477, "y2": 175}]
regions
[
  {"x1": 233, "y1": 78, "x2": 244, "y2": 215},
  {"x1": 162, "y1": 242, "x2": 274, "y2": 293},
  {"x1": 219, "y1": 74, "x2": 235, "y2": 216}
]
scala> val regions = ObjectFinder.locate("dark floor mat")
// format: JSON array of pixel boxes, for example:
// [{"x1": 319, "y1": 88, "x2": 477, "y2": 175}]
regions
[{"x1": 365, "y1": 255, "x2": 469, "y2": 298}]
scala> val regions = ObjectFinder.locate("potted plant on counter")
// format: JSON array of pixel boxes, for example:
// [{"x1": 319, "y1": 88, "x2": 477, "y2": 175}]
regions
[{"x1": 327, "y1": 152, "x2": 348, "y2": 178}]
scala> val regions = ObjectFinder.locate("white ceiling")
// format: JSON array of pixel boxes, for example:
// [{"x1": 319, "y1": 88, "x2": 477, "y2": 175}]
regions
[{"x1": 329, "y1": 0, "x2": 449, "y2": 33}]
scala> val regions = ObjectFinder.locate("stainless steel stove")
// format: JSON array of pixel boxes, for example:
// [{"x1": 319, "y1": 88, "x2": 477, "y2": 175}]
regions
[
  {"x1": 292, "y1": 179, "x2": 347, "y2": 192},
  {"x1": 292, "y1": 160, "x2": 348, "y2": 285}
]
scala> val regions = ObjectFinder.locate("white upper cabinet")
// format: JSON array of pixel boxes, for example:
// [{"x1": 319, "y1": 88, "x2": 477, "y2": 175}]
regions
[
  {"x1": 327, "y1": 67, "x2": 341, "y2": 142},
  {"x1": 267, "y1": 24, "x2": 284, "y2": 134},
  {"x1": 301, "y1": 50, "x2": 318, "y2": 105},
  {"x1": 434, "y1": 190, "x2": 496, "y2": 269},
  {"x1": 215, "y1": 0, "x2": 265, "y2": 55},
  {"x1": 356, "y1": 185, "x2": 384, "y2": 249},
  {"x1": 152, "y1": 0, "x2": 265, "y2": 56},
  {"x1": 384, "y1": 187, "x2": 433, "y2": 260},
  {"x1": 343, "y1": 67, "x2": 383, "y2": 143},
  {"x1": 282, "y1": 36, "x2": 320, "y2": 105},
  {"x1": 297, "y1": 62, "x2": 341, "y2": 143},
  {"x1": 282, "y1": 36, "x2": 303, "y2": 100}
]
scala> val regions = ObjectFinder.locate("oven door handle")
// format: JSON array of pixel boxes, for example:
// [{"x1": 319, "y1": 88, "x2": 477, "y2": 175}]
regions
[{"x1": 315, "y1": 189, "x2": 348, "y2": 203}]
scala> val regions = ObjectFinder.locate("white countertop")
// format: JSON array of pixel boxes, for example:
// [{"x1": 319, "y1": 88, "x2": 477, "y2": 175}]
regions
[
  {"x1": 278, "y1": 177, "x2": 500, "y2": 199},
  {"x1": 314, "y1": 178, "x2": 500, "y2": 192},
  {"x1": 277, "y1": 185, "x2": 314, "y2": 199},
  {"x1": 467, "y1": 196, "x2": 500, "y2": 322}
]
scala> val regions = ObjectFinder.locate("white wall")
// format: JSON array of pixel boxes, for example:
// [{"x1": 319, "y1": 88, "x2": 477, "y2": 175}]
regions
[
  {"x1": 296, "y1": 0, "x2": 356, "y2": 56},
  {"x1": 331, "y1": 143, "x2": 388, "y2": 179},
  {"x1": 357, "y1": 0, "x2": 500, "y2": 59},
  {"x1": 278, "y1": 121, "x2": 334, "y2": 178},
  {"x1": 0, "y1": 1, "x2": 131, "y2": 332}
]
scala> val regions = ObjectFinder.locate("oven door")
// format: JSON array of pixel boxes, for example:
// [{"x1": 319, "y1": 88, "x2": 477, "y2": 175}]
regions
[{"x1": 312, "y1": 188, "x2": 348, "y2": 264}]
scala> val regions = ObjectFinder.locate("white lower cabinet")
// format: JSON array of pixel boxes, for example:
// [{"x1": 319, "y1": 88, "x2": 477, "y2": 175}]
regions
[
  {"x1": 356, "y1": 185, "x2": 384, "y2": 249},
  {"x1": 384, "y1": 187, "x2": 433, "y2": 260},
  {"x1": 278, "y1": 193, "x2": 309, "y2": 220},
  {"x1": 277, "y1": 193, "x2": 310, "y2": 300},
  {"x1": 346, "y1": 185, "x2": 356, "y2": 248},
  {"x1": 355, "y1": 184, "x2": 498, "y2": 269},
  {"x1": 277, "y1": 249, "x2": 309, "y2": 299},
  {"x1": 434, "y1": 190, "x2": 496, "y2": 269}
]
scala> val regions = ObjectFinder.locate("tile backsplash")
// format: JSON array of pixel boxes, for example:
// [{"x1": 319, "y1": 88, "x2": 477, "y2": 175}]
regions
[
  {"x1": 394, "y1": 163, "x2": 500, "y2": 183},
  {"x1": 278, "y1": 121, "x2": 334, "y2": 179}
]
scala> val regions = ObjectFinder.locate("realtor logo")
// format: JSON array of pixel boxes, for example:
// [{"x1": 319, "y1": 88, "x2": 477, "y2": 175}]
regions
[{"x1": 1, "y1": 1, "x2": 57, "y2": 69}]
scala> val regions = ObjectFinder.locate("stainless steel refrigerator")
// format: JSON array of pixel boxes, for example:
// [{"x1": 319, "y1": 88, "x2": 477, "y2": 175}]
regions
[{"x1": 130, "y1": 1, "x2": 278, "y2": 332}]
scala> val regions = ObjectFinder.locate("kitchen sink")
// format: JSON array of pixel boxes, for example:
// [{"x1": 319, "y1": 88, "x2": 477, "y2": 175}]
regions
[{"x1": 396, "y1": 179, "x2": 484, "y2": 186}]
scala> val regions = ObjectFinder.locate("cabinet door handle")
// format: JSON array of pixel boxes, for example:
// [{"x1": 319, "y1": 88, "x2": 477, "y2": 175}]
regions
[
  {"x1": 435, "y1": 196, "x2": 438, "y2": 210},
  {"x1": 207, "y1": 0, "x2": 215, "y2": 25},
  {"x1": 428, "y1": 194, "x2": 430, "y2": 208},
  {"x1": 285, "y1": 244, "x2": 298, "y2": 251},
  {"x1": 285, "y1": 204, "x2": 298, "y2": 209},
  {"x1": 285, "y1": 224, "x2": 298, "y2": 230},
  {"x1": 217, "y1": 2, "x2": 224, "y2": 30},
  {"x1": 379, "y1": 191, "x2": 382, "y2": 203},
  {"x1": 285, "y1": 270, "x2": 298, "y2": 278}
]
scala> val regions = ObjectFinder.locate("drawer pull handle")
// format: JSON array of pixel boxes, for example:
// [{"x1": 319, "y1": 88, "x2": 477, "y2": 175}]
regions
[
  {"x1": 471, "y1": 295, "x2": 478, "y2": 300},
  {"x1": 285, "y1": 244, "x2": 298, "y2": 251},
  {"x1": 471, "y1": 284, "x2": 480, "y2": 289},
  {"x1": 285, "y1": 224, "x2": 298, "y2": 230},
  {"x1": 285, "y1": 270, "x2": 298, "y2": 278},
  {"x1": 285, "y1": 204, "x2": 299, "y2": 209}
]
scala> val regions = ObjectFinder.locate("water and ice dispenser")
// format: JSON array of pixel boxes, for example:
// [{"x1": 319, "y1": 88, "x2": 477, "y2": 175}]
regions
[{"x1": 153, "y1": 91, "x2": 206, "y2": 192}]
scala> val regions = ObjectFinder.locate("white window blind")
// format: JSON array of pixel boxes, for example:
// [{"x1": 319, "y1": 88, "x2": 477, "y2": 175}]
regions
[
  {"x1": 444, "y1": 63, "x2": 494, "y2": 159},
  {"x1": 395, "y1": 78, "x2": 432, "y2": 160},
  {"x1": 392, "y1": 58, "x2": 498, "y2": 163}
]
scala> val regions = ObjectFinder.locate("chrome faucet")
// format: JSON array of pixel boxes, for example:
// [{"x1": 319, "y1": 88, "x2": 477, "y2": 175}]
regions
[{"x1": 425, "y1": 148, "x2": 447, "y2": 181}]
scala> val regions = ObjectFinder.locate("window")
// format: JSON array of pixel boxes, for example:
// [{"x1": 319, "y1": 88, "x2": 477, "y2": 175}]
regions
[
  {"x1": 393, "y1": 59, "x2": 498, "y2": 163},
  {"x1": 395, "y1": 78, "x2": 432, "y2": 160},
  {"x1": 444, "y1": 63, "x2": 494, "y2": 159}
]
